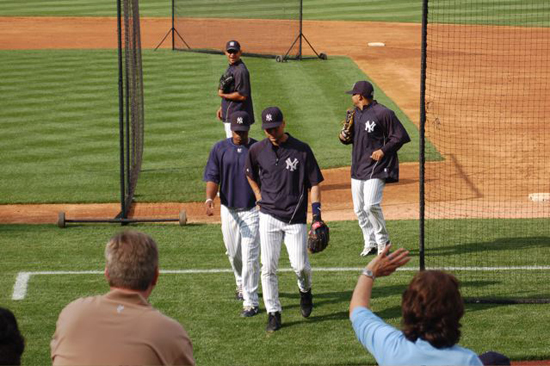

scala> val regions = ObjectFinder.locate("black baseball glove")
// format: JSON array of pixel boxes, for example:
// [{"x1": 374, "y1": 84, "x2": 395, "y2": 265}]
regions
[
  {"x1": 307, "y1": 215, "x2": 330, "y2": 254},
  {"x1": 218, "y1": 71, "x2": 235, "y2": 94}
]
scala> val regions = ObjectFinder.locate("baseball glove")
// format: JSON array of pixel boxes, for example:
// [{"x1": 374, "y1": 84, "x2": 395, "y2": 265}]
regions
[
  {"x1": 218, "y1": 71, "x2": 235, "y2": 94},
  {"x1": 338, "y1": 108, "x2": 355, "y2": 145},
  {"x1": 307, "y1": 215, "x2": 330, "y2": 254}
]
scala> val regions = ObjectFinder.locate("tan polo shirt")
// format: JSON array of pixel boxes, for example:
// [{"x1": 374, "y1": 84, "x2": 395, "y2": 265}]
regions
[{"x1": 51, "y1": 289, "x2": 195, "y2": 365}]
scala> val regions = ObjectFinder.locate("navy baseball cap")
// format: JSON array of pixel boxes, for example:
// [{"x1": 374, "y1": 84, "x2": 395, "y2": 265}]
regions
[
  {"x1": 230, "y1": 111, "x2": 251, "y2": 132},
  {"x1": 346, "y1": 81, "x2": 374, "y2": 99},
  {"x1": 226, "y1": 40, "x2": 241, "y2": 52},
  {"x1": 261, "y1": 107, "x2": 284, "y2": 129},
  {"x1": 478, "y1": 352, "x2": 511, "y2": 366}
]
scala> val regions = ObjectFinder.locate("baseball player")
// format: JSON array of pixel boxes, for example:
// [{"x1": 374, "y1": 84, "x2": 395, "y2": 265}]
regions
[
  {"x1": 204, "y1": 111, "x2": 261, "y2": 317},
  {"x1": 245, "y1": 106, "x2": 324, "y2": 332},
  {"x1": 217, "y1": 40, "x2": 255, "y2": 138},
  {"x1": 339, "y1": 81, "x2": 411, "y2": 256}
]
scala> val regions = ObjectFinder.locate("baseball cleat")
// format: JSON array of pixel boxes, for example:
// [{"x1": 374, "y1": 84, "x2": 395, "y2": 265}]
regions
[
  {"x1": 241, "y1": 306, "x2": 260, "y2": 318},
  {"x1": 360, "y1": 246, "x2": 377, "y2": 257},
  {"x1": 266, "y1": 312, "x2": 281, "y2": 332},
  {"x1": 299, "y1": 289, "x2": 313, "y2": 318},
  {"x1": 378, "y1": 241, "x2": 391, "y2": 255}
]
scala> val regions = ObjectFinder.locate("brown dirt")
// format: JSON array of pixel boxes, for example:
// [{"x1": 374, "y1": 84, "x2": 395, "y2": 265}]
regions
[{"x1": 0, "y1": 17, "x2": 547, "y2": 225}]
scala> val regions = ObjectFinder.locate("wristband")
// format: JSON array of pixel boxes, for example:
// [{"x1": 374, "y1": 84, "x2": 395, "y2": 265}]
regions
[
  {"x1": 312, "y1": 202, "x2": 321, "y2": 217},
  {"x1": 205, "y1": 198, "x2": 213, "y2": 204}
]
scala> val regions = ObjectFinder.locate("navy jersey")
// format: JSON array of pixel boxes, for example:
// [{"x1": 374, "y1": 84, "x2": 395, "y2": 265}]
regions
[
  {"x1": 244, "y1": 134, "x2": 324, "y2": 224},
  {"x1": 204, "y1": 138, "x2": 258, "y2": 209},
  {"x1": 351, "y1": 101, "x2": 411, "y2": 183},
  {"x1": 221, "y1": 60, "x2": 255, "y2": 123}
]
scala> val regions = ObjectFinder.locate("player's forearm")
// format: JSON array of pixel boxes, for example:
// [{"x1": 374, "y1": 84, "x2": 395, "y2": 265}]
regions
[
  {"x1": 350, "y1": 274, "x2": 374, "y2": 316},
  {"x1": 219, "y1": 91, "x2": 246, "y2": 101},
  {"x1": 246, "y1": 176, "x2": 262, "y2": 201},
  {"x1": 310, "y1": 184, "x2": 321, "y2": 203},
  {"x1": 205, "y1": 182, "x2": 218, "y2": 201}
]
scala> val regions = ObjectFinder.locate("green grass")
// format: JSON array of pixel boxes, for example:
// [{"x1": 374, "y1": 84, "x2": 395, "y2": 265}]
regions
[
  {"x1": 1, "y1": 219, "x2": 549, "y2": 365},
  {"x1": 0, "y1": 0, "x2": 548, "y2": 26},
  {"x1": 0, "y1": 49, "x2": 433, "y2": 204}
]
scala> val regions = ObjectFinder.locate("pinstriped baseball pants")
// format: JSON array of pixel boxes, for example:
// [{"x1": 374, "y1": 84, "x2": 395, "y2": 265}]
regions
[
  {"x1": 259, "y1": 212, "x2": 312, "y2": 314},
  {"x1": 220, "y1": 205, "x2": 260, "y2": 308},
  {"x1": 351, "y1": 178, "x2": 389, "y2": 249}
]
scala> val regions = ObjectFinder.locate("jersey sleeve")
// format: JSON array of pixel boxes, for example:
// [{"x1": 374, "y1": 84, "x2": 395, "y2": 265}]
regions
[
  {"x1": 244, "y1": 145, "x2": 259, "y2": 183},
  {"x1": 203, "y1": 143, "x2": 221, "y2": 184},
  {"x1": 305, "y1": 145, "x2": 324, "y2": 187},
  {"x1": 379, "y1": 110, "x2": 411, "y2": 155},
  {"x1": 233, "y1": 66, "x2": 250, "y2": 97}
]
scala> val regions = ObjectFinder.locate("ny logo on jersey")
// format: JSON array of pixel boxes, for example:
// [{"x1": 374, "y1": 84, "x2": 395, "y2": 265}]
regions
[
  {"x1": 285, "y1": 158, "x2": 299, "y2": 172},
  {"x1": 237, "y1": 148, "x2": 242, "y2": 153},
  {"x1": 266, "y1": 114, "x2": 273, "y2": 122},
  {"x1": 365, "y1": 120, "x2": 376, "y2": 133},
  {"x1": 237, "y1": 117, "x2": 243, "y2": 124}
]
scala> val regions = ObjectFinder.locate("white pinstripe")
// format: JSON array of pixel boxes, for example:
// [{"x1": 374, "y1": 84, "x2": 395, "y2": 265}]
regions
[
  {"x1": 259, "y1": 212, "x2": 311, "y2": 314},
  {"x1": 351, "y1": 178, "x2": 389, "y2": 253},
  {"x1": 220, "y1": 204, "x2": 260, "y2": 307}
]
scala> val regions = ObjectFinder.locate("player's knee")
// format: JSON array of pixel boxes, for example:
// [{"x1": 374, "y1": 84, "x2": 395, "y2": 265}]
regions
[{"x1": 363, "y1": 203, "x2": 380, "y2": 214}]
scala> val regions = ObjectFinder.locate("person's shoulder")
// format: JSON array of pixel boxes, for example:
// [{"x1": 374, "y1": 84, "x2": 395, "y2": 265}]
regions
[
  {"x1": 249, "y1": 138, "x2": 269, "y2": 152},
  {"x1": 146, "y1": 308, "x2": 190, "y2": 338},
  {"x1": 286, "y1": 135, "x2": 314, "y2": 153},
  {"x1": 59, "y1": 294, "x2": 101, "y2": 317},
  {"x1": 372, "y1": 102, "x2": 396, "y2": 117}
]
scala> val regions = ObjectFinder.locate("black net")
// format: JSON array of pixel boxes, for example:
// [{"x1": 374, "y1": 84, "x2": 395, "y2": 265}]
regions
[
  {"x1": 174, "y1": 0, "x2": 301, "y2": 58},
  {"x1": 422, "y1": 0, "x2": 550, "y2": 302},
  {"x1": 122, "y1": 0, "x2": 145, "y2": 214}
]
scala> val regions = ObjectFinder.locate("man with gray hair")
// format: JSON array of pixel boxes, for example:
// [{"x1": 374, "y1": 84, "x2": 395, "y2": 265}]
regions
[{"x1": 50, "y1": 230, "x2": 195, "y2": 365}]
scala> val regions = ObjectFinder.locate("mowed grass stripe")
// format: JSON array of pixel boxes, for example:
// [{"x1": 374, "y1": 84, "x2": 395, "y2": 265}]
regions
[{"x1": 0, "y1": 49, "x2": 425, "y2": 204}]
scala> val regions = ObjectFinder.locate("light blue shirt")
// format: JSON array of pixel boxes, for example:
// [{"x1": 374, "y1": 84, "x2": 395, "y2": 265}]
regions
[{"x1": 351, "y1": 307, "x2": 483, "y2": 366}]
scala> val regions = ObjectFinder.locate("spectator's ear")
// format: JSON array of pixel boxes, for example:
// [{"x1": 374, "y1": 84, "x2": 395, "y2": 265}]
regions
[{"x1": 151, "y1": 267, "x2": 159, "y2": 287}]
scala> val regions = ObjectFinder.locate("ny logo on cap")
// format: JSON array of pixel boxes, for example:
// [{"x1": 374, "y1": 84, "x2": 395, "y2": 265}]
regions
[
  {"x1": 237, "y1": 117, "x2": 243, "y2": 124},
  {"x1": 266, "y1": 114, "x2": 273, "y2": 122},
  {"x1": 230, "y1": 42, "x2": 235, "y2": 46},
  {"x1": 285, "y1": 158, "x2": 299, "y2": 172}
]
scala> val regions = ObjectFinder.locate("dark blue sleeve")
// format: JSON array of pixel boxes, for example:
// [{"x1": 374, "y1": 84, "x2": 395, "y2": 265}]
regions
[
  {"x1": 234, "y1": 66, "x2": 250, "y2": 97},
  {"x1": 244, "y1": 145, "x2": 259, "y2": 183},
  {"x1": 203, "y1": 142, "x2": 221, "y2": 184},
  {"x1": 380, "y1": 110, "x2": 411, "y2": 155}
]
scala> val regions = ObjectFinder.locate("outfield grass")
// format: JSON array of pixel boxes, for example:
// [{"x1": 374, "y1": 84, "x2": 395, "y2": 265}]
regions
[
  {"x1": 1, "y1": 0, "x2": 547, "y2": 26},
  {"x1": 0, "y1": 49, "x2": 432, "y2": 204},
  {"x1": 1, "y1": 220, "x2": 549, "y2": 365}
]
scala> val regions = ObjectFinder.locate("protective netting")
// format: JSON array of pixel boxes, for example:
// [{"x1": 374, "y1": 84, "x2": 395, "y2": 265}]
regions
[
  {"x1": 421, "y1": 0, "x2": 550, "y2": 302},
  {"x1": 174, "y1": 0, "x2": 301, "y2": 57},
  {"x1": 122, "y1": 0, "x2": 145, "y2": 215}
]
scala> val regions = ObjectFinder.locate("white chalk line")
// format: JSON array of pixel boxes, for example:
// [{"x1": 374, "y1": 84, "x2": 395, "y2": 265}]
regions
[{"x1": 12, "y1": 266, "x2": 550, "y2": 301}]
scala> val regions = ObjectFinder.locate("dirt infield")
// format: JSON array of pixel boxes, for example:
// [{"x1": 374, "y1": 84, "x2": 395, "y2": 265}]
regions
[{"x1": 0, "y1": 17, "x2": 548, "y2": 225}]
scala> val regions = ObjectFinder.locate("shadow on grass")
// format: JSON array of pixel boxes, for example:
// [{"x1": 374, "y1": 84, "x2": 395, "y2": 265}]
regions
[{"x1": 424, "y1": 236, "x2": 549, "y2": 257}]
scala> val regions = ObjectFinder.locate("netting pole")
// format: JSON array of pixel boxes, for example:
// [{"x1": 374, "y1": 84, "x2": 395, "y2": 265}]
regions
[
  {"x1": 124, "y1": 0, "x2": 131, "y2": 219},
  {"x1": 117, "y1": 0, "x2": 127, "y2": 218},
  {"x1": 298, "y1": 0, "x2": 303, "y2": 60},
  {"x1": 171, "y1": 0, "x2": 175, "y2": 50},
  {"x1": 419, "y1": 0, "x2": 428, "y2": 271}
]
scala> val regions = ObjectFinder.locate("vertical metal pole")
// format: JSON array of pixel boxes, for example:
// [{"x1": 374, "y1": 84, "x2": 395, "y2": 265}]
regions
[
  {"x1": 117, "y1": 0, "x2": 126, "y2": 218},
  {"x1": 419, "y1": 0, "x2": 428, "y2": 271},
  {"x1": 171, "y1": 0, "x2": 175, "y2": 50},
  {"x1": 299, "y1": 0, "x2": 303, "y2": 60},
  {"x1": 124, "y1": 0, "x2": 131, "y2": 219}
]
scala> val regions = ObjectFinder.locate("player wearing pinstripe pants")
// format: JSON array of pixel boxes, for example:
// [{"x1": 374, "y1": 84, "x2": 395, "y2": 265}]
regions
[
  {"x1": 245, "y1": 106, "x2": 324, "y2": 332},
  {"x1": 340, "y1": 81, "x2": 411, "y2": 256},
  {"x1": 204, "y1": 111, "x2": 261, "y2": 318}
]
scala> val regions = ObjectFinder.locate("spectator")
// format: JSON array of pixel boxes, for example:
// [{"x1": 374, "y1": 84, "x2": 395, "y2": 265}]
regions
[
  {"x1": 349, "y1": 245, "x2": 483, "y2": 366},
  {"x1": 478, "y1": 351, "x2": 511, "y2": 366},
  {"x1": 0, "y1": 307, "x2": 25, "y2": 366},
  {"x1": 51, "y1": 230, "x2": 194, "y2": 365}
]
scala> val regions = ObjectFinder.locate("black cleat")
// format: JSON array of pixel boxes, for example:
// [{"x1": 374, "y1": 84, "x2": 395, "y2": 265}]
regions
[
  {"x1": 300, "y1": 289, "x2": 313, "y2": 318},
  {"x1": 266, "y1": 311, "x2": 282, "y2": 332},
  {"x1": 240, "y1": 306, "x2": 260, "y2": 318}
]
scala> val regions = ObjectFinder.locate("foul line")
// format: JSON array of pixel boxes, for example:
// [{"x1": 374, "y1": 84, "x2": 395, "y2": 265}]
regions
[{"x1": 12, "y1": 266, "x2": 550, "y2": 301}]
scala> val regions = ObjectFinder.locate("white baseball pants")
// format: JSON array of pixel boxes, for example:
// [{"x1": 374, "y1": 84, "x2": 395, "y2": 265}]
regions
[
  {"x1": 259, "y1": 212, "x2": 312, "y2": 314},
  {"x1": 223, "y1": 122, "x2": 232, "y2": 138},
  {"x1": 351, "y1": 178, "x2": 389, "y2": 251},
  {"x1": 220, "y1": 205, "x2": 260, "y2": 308}
]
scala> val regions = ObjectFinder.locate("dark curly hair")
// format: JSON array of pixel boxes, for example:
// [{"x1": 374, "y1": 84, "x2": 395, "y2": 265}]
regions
[
  {"x1": 401, "y1": 270, "x2": 464, "y2": 349},
  {"x1": 0, "y1": 307, "x2": 25, "y2": 365}
]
